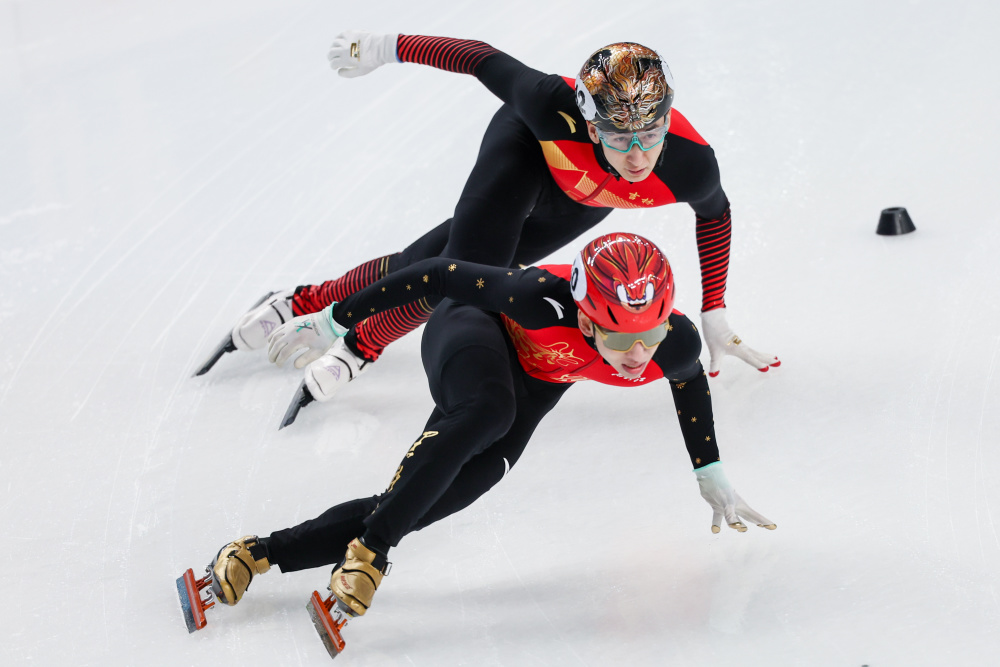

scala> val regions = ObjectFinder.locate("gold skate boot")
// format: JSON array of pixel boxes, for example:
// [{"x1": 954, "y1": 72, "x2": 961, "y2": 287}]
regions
[
  {"x1": 329, "y1": 538, "x2": 390, "y2": 616},
  {"x1": 209, "y1": 535, "x2": 271, "y2": 605}
]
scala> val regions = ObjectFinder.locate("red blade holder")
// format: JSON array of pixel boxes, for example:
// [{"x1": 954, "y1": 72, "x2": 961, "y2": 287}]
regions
[
  {"x1": 176, "y1": 568, "x2": 215, "y2": 633},
  {"x1": 307, "y1": 591, "x2": 348, "y2": 659}
]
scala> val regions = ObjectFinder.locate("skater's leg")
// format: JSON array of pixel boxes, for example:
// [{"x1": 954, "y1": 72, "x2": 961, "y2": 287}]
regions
[
  {"x1": 360, "y1": 304, "x2": 522, "y2": 548},
  {"x1": 291, "y1": 220, "x2": 454, "y2": 316},
  {"x1": 413, "y1": 373, "x2": 569, "y2": 530},
  {"x1": 263, "y1": 496, "x2": 380, "y2": 572},
  {"x1": 292, "y1": 256, "x2": 395, "y2": 315},
  {"x1": 351, "y1": 107, "x2": 547, "y2": 360}
]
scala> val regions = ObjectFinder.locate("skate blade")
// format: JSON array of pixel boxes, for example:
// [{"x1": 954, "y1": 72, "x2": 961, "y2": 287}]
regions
[
  {"x1": 192, "y1": 334, "x2": 237, "y2": 377},
  {"x1": 176, "y1": 568, "x2": 215, "y2": 633},
  {"x1": 307, "y1": 591, "x2": 349, "y2": 659},
  {"x1": 279, "y1": 381, "x2": 315, "y2": 430},
  {"x1": 192, "y1": 291, "x2": 277, "y2": 377}
]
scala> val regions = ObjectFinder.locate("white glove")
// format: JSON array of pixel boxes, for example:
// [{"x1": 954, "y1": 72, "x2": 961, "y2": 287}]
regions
[
  {"x1": 327, "y1": 31, "x2": 399, "y2": 78},
  {"x1": 231, "y1": 289, "x2": 295, "y2": 351},
  {"x1": 694, "y1": 462, "x2": 776, "y2": 534},
  {"x1": 267, "y1": 305, "x2": 349, "y2": 369},
  {"x1": 700, "y1": 308, "x2": 780, "y2": 377}
]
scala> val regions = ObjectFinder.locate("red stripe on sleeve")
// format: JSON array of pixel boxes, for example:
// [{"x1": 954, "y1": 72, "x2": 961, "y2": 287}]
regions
[
  {"x1": 397, "y1": 34, "x2": 499, "y2": 75},
  {"x1": 696, "y1": 206, "x2": 732, "y2": 312}
]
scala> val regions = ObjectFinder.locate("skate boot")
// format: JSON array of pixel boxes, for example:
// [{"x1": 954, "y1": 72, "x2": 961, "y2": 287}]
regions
[
  {"x1": 209, "y1": 535, "x2": 272, "y2": 605},
  {"x1": 305, "y1": 538, "x2": 390, "y2": 657},
  {"x1": 329, "y1": 537, "x2": 391, "y2": 617},
  {"x1": 231, "y1": 289, "x2": 295, "y2": 351},
  {"x1": 193, "y1": 289, "x2": 294, "y2": 376},
  {"x1": 304, "y1": 338, "x2": 371, "y2": 402}
]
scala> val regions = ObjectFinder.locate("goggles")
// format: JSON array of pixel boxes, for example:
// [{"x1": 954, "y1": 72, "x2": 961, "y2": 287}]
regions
[
  {"x1": 592, "y1": 321, "x2": 669, "y2": 351},
  {"x1": 596, "y1": 124, "x2": 669, "y2": 153}
]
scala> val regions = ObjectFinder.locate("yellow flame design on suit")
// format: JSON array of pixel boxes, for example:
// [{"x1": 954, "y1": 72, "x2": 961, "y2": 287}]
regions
[
  {"x1": 503, "y1": 320, "x2": 584, "y2": 368},
  {"x1": 537, "y1": 141, "x2": 645, "y2": 209}
]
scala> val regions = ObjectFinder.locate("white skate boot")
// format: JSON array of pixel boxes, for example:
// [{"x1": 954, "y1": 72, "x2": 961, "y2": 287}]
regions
[
  {"x1": 304, "y1": 337, "x2": 371, "y2": 402},
  {"x1": 193, "y1": 289, "x2": 295, "y2": 376},
  {"x1": 231, "y1": 289, "x2": 295, "y2": 351}
]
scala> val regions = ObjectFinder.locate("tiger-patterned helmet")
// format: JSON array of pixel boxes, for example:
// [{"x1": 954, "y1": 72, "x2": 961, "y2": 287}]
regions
[{"x1": 574, "y1": 43, "x2": 674, "y2": 132}]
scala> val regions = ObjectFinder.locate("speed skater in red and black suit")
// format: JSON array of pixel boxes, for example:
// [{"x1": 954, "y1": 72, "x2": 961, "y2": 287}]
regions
[
  {"x1": 208, "y1": 30, "x2": 779, "y2": 394},
  {"x1": 187, "y1": 234, "x2": 776, "y2": 656}
]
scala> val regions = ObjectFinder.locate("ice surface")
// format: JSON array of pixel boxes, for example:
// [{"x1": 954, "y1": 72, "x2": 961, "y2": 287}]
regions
[{"x1": 2, "y1": 1, "x2": 999, "y2": 665}]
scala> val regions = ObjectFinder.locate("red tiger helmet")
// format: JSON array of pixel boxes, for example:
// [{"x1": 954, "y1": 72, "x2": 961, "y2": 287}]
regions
[{"x1": 570, "y1": 232, "x2": 674, "y2": 332}]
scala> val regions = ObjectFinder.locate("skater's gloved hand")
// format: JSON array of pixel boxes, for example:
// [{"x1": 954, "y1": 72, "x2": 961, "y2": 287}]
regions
[
  {"x1": 267, "y1": 305, "x2": 350, "y2": 369},
  {"x1": 327, "y1": 31, "x2": 400, "y2": 78},
  {"x1": 700, "y1": 308, "x2": 780, "y2": 377},
  {"x1": 694, "y1": 462, "x2": 776, "y2": 533}
]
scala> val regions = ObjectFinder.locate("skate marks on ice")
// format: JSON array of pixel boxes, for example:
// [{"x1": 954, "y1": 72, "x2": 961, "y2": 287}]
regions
[{"x1": 704, "y1": 540, "x2": 779, "y2": 634}]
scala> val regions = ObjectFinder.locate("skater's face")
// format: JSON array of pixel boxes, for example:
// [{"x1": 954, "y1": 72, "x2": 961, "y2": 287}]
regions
[
  {"x1": 578, "y1": 312, "x2": 660, "y2": 379},
  {"x1": 587, "y1": 112, "x2": 669, "y2": 183}
]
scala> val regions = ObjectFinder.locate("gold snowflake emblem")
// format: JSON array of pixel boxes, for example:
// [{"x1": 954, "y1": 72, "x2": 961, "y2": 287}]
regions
[
  {"x1": 642, "y1": 198, "x2": 654, "y2": 205},
  {"x1": 629, "y1": 192, "x2": 639, "y2": 200},
  {"x1": 448, "y1": 264, "x2": 457, "y2": 271},
  {"x1": 406, "y1": 285, "x2": 411, "y2": 290},
  {"x1": 538, "y1": 277, "x2": 546, "y2": 283},
  {"x1": 476, "y1": 278, "x2": 485, "y2": 289}
]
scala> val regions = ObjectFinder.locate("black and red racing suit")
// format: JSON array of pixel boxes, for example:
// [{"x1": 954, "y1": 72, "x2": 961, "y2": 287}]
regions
[
  {"x1": 292, "y1": 35, "x2": 733, "y2": 362},
  {"x1": 265, "y1": 257, "x2": 722, "y2": 569}
]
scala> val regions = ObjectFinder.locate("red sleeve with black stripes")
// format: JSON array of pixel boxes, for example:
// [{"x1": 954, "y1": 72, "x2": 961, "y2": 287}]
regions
[
  {"x1": 696, "y1": 205, "x2": 732, "y2": 312},
  {"x1": 396, "y1": 34, "x2": 499, "y2": 75}
]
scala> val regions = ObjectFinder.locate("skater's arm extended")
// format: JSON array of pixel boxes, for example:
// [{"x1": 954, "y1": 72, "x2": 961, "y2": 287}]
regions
[
  {"x1": 328, "y1": 31, "x2": 574, "y2": 135},
  {"x1": 331, "y1": 258, "x2": 573, "y2": 331},
  {"x1": 649, "y1": 313, "x2": 720, "y2": 469}
]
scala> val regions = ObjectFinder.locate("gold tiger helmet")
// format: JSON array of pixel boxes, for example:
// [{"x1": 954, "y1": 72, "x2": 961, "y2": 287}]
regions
[{"x1": 575, "y1": 43, "x2": 674, "y2": 132}]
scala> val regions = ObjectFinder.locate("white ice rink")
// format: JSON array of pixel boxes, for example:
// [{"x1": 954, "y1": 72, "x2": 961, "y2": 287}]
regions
[{"x1": 3, "y1": 1, "x2": 999, "y2": 664}]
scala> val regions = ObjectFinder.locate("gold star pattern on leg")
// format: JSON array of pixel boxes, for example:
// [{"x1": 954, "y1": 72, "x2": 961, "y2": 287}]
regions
[
  {"x1": 538, "y1": 277, "x2": 546, "y2": 283},
  {"x1": 381, "y1": 287, "x2": 385, "y2": 292},
  {"x1": 406, "y1": 285, "x2": 411, "y2": 290},
  {"x1": 705, "y1": 436, "x2": 712, "y2": 442},
  {"x1": 629, "y1": 192, "x2": 639, "y2": 200},
  {"x1": 423, "y1": 275, "x2": 429, "y2": 283},
  {"x1": 448, "y1": 264, "x2": 457, "y2": 271},
  {"x1": 675, "y1": 382, "x2": 686, "y2": 389},
  {"x1": 476, "y1": 278, "x2": 485, "y2": 289},
  {"x1": 642, "y1": 198, "x2": 654, "y2": 205},
  {"x1": 694, "y1": 458, "x2": 701, "y2": 465},
  {"x1": 509, "y1": 297, "x2": 514, "y2": 303},
  {"x1": 690, "y1": 417, "x2": 697, "y2": 423}
]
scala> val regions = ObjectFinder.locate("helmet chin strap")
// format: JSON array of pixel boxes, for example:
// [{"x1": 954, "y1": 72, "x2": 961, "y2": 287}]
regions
[{"x1": 591, "y1": 141, "x2": 622, "y2": 179}]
